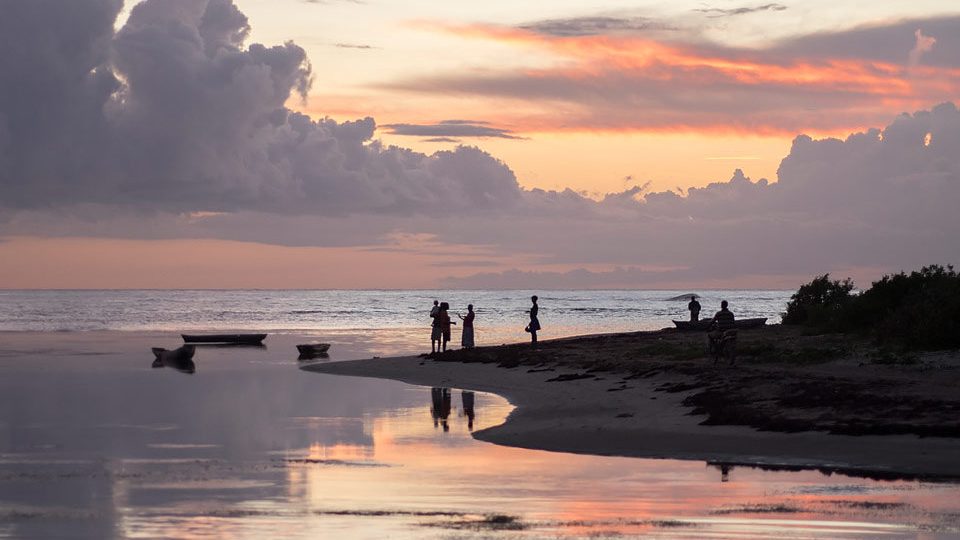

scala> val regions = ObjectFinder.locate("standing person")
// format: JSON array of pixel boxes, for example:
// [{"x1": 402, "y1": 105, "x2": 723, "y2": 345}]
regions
[
  {"x1": 429, "y1": 300, "x2": 441, "y2": 354},
  {"x1": 525, "y1": 295, "x2": 541, "y2": 346},
  {"x1": 438, "y1": 302, "x2": 456, "y2": 352},
  {"x1": 688, "y1": 295, "x2": 702, "y2": 322},
  {"x1": 458, "y1": 304, "x2": 475, "y2": 349}
]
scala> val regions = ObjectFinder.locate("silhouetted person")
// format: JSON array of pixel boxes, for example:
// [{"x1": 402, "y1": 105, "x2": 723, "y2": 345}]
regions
[
  {"x1": 458, "y1": 304, "x2": 475, "y2": 349},
  {"x1": 688, "y1": 296, "x2": 701, "y2": 322},
  {"x1": 709, "y1": 300, "x2": 737, "y2": 365},
  {"x1": 712, "y1": 300, "x2": 735, "y2": 330},
  {"x1": 438, "y1": 302, "x2": 455, "y2": 352},
  {"x1": 430, "y1": 387, "x2": 452, "y2": 432},
  {"x1": 462, "y1": 391, "x2": 476, "y2": 431},
  {"x1": 430, "y1": 300, "x2": 441, "y2": 353},
  {"x1": 525, "y1": 295, "x2": 541, "y2": 346}
]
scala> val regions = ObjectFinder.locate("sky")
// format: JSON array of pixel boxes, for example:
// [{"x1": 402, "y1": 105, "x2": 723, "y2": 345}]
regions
[{"x1": 0, "y1": 0, "x2": 958, "y2": 288}]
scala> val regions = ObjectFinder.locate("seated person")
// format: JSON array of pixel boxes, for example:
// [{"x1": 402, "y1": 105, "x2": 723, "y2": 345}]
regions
[
  {"x1": 711, "y1": 300, "x2": 735, "y2": 330},
  {"x1": 708, "y1": 301, "x2": 738, "y2": 364}
]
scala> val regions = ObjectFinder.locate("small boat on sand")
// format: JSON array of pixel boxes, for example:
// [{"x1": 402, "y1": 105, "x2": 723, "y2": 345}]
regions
[
  {"x1": 297, "y1": 343, "x2": 331, "y2": 356},
  {"x1": 672, "y1": 318, "x2": 767, "y2": 331},
  {"x1": 182, "y1": 333, "x2": 267, "y2": 345}
]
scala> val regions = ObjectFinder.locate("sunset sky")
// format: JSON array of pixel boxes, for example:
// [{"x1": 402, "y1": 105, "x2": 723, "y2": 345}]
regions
[{"x1": 1, "y1": 0, "x2": 958, "y2": 288}]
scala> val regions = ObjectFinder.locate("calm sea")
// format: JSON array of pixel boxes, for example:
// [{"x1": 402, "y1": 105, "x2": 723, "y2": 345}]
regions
[
  {"x1": 0, "y1": 289, "x2": 791, "y2": 345},
  {"x1": 3, "y1": 290, "x2": 960, "y2": 538}
]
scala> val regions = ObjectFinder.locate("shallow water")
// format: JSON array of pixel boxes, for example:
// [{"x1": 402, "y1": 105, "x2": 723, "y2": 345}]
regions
[{"x1": 0, "y1": 331, "x2": 958, "y2": 539}]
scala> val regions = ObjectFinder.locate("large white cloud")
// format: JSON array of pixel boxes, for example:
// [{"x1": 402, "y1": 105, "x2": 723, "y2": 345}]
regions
[{"x1": 0, "y1": 0, "x2": 525, "y2": 216}]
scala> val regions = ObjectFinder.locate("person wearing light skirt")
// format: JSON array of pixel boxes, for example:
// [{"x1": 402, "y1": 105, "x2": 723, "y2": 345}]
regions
[{"x1": 459, "y1": 304, "x2": 475, "y2": 349}]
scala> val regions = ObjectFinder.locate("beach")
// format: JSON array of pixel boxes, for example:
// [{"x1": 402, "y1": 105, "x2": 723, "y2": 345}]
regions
[{"x1": 304, "y1": 325, "x2": 960, "y2": 478}]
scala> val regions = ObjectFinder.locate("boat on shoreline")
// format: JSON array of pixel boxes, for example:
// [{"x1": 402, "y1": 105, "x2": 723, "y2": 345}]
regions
[
  {"x1": 297, "y1": 343, "x2": 331, "y2": 357},
  {"x1": 182, "y1": 333, "x2": 267, "y2": 345},
  {"x1": 672, "y1": 318, "x2": 768, "y2": 331}
]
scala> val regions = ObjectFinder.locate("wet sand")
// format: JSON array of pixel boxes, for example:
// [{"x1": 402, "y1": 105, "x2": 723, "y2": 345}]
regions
[{"x1": 304, "y1": 326, "x2": 960, "y2": 477}]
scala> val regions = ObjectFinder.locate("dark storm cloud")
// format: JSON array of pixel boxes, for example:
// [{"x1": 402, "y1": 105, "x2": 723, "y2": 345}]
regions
[
  {"x1": 382, "y1": 120, "x2": 523, "y2": 139},
  {"x1": 694, "y1": 3, "x2": 787, "y2": 18}
]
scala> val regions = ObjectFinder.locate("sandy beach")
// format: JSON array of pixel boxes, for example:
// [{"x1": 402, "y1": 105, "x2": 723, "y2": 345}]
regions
[{"x1": 304, "y1": 325, "x2": 960, "y2": 478}]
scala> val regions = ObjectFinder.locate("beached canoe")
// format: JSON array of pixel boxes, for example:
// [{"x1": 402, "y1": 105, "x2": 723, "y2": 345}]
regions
[
  {"x1": 182, "y1": 333, "x2": 267, "y2": 345},
  {"x1": 672, "y1": 317, "x2": 767, "y2": 331},
  {"x1": 296, "y1": 343, "x2": 331, "y2": 355}
]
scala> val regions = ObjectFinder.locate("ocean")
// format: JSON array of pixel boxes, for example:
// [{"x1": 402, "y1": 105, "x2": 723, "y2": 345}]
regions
[
  {"x1": 2, "y1": 289, "x2": 960, "y2": 538},
  {"x1": 0, "y1": 289, "x2": 792, "y2": 347}
]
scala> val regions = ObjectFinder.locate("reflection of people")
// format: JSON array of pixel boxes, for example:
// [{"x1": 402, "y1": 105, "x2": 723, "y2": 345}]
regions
[
  {"x1": 525, "y1": 295, "x2": 541, "y2": 346},
  {"x1": 438, "y1": 302, "x2": 455, "y2": 353},
  {"x1": 462, "y1": 391, "x2": 476, "y2": 431},
  {"x1": 688, "y1": 296, "x2": 701, "y2": 322},
  {"x1": 708, "y1": 462, "x2": 733, "y2": 482},
  {"x1": 430, "y1": 387, "x2": 452, "y2": 432},
  {"x1": 430, "y1": 300, "x2": 441, "y2": 353},
  {"x1": 458, "y1": 305, "x2": 475, "y2": 349}
]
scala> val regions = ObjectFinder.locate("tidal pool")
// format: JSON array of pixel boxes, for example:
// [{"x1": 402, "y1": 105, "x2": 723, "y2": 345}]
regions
[{"x1": 0, "y1": 331, "x2": 958, "y2": 539}]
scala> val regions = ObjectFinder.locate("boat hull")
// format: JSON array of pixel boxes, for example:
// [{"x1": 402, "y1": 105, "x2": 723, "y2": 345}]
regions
[
  {"x1": 297, "y1": 343, "x2": 331, "y2": 355},
  {"x1": 672, "y1": 318, "x2": 767, "y2": 331},
  {"x1": 182, "y1": 333, "x2": 267, "y2": 345}
]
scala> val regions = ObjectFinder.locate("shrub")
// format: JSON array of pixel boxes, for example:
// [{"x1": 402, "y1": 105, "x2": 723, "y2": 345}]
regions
[
  {"x1": 784, "y1": 265, "x2": 960, "y2": 350},
  {"x1": 781, "y1": 274, "x2": 854, "y2": 328}
]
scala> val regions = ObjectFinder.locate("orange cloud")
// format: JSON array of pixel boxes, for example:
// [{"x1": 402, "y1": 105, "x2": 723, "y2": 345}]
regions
[{"x1": 387, "y1": 22, "x2": 960, "y2": 136}]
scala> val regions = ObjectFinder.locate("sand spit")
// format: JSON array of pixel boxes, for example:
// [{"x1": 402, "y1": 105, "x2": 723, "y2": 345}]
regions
[{"x1": 303, "y1": 326, "x2": 960, "y2": 478}]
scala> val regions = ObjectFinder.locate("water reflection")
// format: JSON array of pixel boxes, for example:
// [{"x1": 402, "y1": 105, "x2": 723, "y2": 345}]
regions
[
  {"x1": 430, "y1": 387, "x2": 452, "y2": 432},
  {"x1": 149, "y1": 345, "x2": 196, "y2": 374},
  {"x1": 0, "y1": 332, "x2": 958, "y2": 539},
  {"x1": 462, "y1": 391, "x2": 475, "y2": 431}
]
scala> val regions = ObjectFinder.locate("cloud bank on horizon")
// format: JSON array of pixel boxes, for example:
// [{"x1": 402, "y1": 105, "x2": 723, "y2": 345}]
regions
[{"x1": 0, "y1": 0, "x2": 958, "y2": 287}]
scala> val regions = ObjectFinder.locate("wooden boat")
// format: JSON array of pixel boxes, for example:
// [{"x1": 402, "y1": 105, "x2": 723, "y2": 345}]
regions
[
  {"x1": 297, "y1": 343, "x2": 331, "y2": 356},
  {"x1": 672, "y1": 317, "x2": 767, "y2": 331},
  {"x1": 182, "y1": 333, "x2": 267, "y2": 345}
]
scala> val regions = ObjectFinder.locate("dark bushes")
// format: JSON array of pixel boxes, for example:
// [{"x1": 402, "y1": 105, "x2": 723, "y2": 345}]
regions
[
  {"x1": 781, "y1": 274, "x2": 854, "y2": 327},
  {"x1": 782, "y1": 265, "x2": 960, "y2": 350}
]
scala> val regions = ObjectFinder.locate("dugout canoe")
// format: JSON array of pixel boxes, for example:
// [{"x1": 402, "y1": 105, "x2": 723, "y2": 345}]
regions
[
  {"x1": 672, "y1": 318, "x2": 767, "y2": 331},
  {"x1": 181, "y1": 333, "x2": 267, "y2": 345}
]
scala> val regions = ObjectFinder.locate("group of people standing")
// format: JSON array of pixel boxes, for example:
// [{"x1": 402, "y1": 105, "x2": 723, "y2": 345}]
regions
[
  {"x1": 429, "y1": 301, "x2": 475, "y2": 353},
  {"x1": 429, "y1": 295, "x2": 541, "y2": 353}
]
